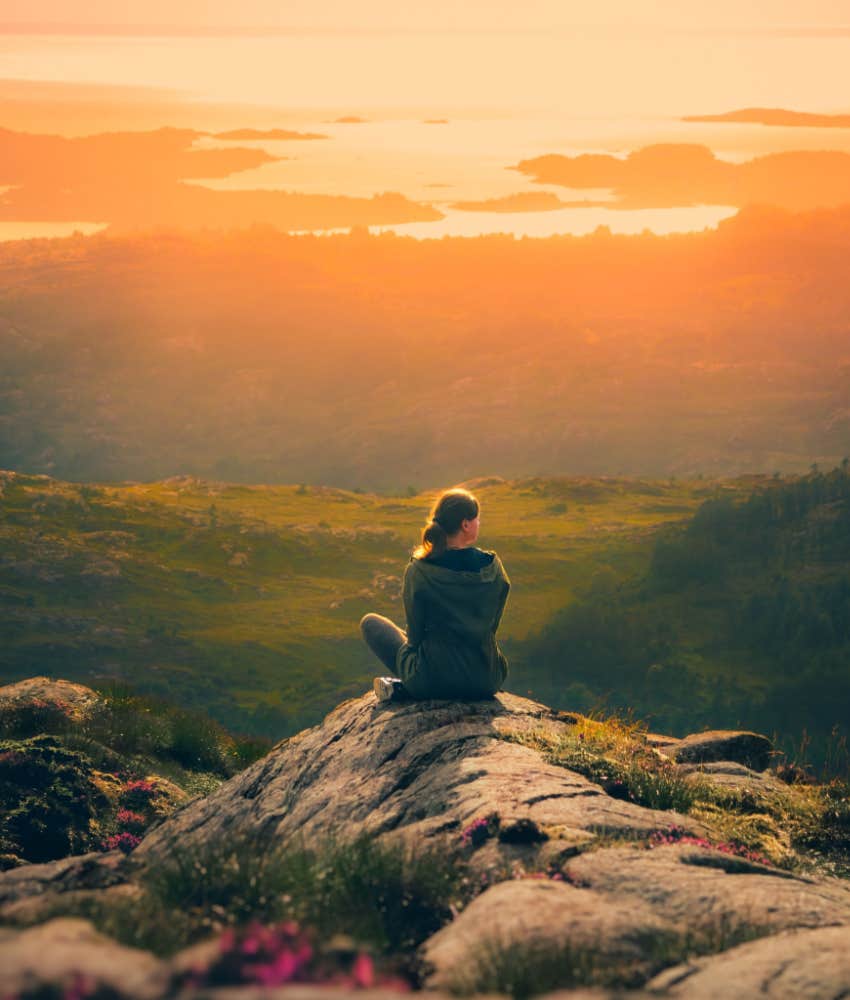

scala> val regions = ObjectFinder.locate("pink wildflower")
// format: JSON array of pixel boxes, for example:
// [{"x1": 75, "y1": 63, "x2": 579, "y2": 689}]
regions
[
  {"x1": 648, "y1": 825, "x2": 771, "y2": 866},
  {"x1": 115, "y1": 808, "x2": 147, "y2": 832},
  {"x1": 123, "y1": 779, "x2": 156, "y2": 795},
  {"x1": 460, "y1": 814, "x2": 496, "y2": 847},
  {"x1": 352, "y1": 953, "x2": 375, "y2": 988},
  {"x1": 102, "y1": 832, "x2": 141, "y2": 854}
]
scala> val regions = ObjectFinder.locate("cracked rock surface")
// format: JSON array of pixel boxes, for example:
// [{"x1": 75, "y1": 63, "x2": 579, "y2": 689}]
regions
[
  {"x1": 646, "y1": 924, "x2": 850, "y2": 997},
  {"x1": 133, "y1": 693, "x2": 702, "y2": 866},
  {"x1": 1, "y1": 689, "x2": 849, "y2": 998},
  {"x1": 563, "y1": 843, "x2": 850, "y2": 932}
]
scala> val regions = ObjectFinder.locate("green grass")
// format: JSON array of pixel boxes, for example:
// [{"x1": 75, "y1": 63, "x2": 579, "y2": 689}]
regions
[
  {"x1": 3, "y1": 469, "x2": 849, "y2": 774},
  {"x1": 503, "y1": 711, "x2": 850, "y2": 877},
  {"x1": 49, "y1": 832, "x2": 466, "y2": 958},
  {"x1": 504, "y1": 712, "x2": 714, "y2": 814},
  {"x1": 0, "y1": 470, "x2": 749, "y2": 739}
]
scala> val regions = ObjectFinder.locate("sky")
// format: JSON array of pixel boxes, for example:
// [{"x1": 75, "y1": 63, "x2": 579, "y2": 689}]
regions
[{"x1": 4, "y1": 0, "x2": 850, "y2": 33}]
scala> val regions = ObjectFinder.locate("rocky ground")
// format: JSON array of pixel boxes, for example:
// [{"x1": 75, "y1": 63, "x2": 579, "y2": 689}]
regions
[{"x1": 1, "y1": 684, "x2": 849, "y2": 998}]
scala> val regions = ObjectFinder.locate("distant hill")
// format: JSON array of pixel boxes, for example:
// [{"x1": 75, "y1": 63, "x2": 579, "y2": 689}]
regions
[{"x1": 683, "y1": 107, "x2": 850, "y2": 128}]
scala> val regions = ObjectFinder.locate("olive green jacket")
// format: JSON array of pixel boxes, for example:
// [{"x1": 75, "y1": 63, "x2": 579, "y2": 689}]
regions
[{"x1": 395, "y1": 551, "x2": 510, "y2": 699}]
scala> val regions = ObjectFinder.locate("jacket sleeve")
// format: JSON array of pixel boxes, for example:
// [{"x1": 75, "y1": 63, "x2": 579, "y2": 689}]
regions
[
  {"x1": 402, "y1": 559, "x2": 426, "y2": 648},
  {"x1": 492, "y1": 557, "x2": 511, "y2": 632}
]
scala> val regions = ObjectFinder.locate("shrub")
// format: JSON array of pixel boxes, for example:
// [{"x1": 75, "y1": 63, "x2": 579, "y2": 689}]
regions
[
  {"x1": 0, "y1": 697, "x2": 73, "y2": 738},
  {"x1": 0, "y1": 736, "x2": 105, "y2": 862}
]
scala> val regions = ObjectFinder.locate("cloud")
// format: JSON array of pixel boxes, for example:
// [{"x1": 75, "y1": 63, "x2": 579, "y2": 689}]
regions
[{"x1": 513, "y1": 144, "x2": 850, "y2": 211}]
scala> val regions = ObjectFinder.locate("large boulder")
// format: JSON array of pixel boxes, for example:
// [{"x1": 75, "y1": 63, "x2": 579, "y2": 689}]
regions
[
  {"x1": 0, "y1": 917, "x2": 166, "y2": 999},
  {"x1": 646, "y1": 924, "x2": 850, "y2": 997},
  {"x1": 422, "y1": 877, "x2": 675, "y2": 992},
  {"x1": 661, "y1": 730, "x2": 774, "y2": 771},
  {"x1": 423, "y1": 843, "x2": 850, "y2": 994},
  {"x1": 0, "y1": 676, "x2": 99, "y2": 721},
  {"x1": 563, "y1": 843, "x2": 850, "y2": 933},
  {"x1": 133, "y1": 693, "x2": 704, "y2": 867}
]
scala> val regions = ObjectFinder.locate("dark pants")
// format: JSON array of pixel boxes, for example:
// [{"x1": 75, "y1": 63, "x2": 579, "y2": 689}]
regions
[{"x1": 360, "y1": 613, "x2": 406, "y2": 674}]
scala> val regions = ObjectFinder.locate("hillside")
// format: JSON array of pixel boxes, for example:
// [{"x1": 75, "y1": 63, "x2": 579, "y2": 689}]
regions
[
  {"x1": 1, "y1": 685, "x2": 849, "y2": 997},
  {"x1": 516, "y1": 465, "x2": 850, "y2": 768},
  {"x1": 2, "y1": 207, "x2": 850, "y2": 489},
  {"x1": 1, "y1": 469, "x2": 744, "y2": 737},
  {"x1": 3, "y1": 468, "x2": 850, "y2": 769}
]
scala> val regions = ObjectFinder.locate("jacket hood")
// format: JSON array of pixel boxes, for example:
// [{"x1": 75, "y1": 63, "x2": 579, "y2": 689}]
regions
[{"x1": 410, "y1": 551, "x2": 502, "y2": 586}]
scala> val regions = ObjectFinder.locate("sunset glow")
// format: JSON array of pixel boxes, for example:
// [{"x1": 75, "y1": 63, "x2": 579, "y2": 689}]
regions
[{"x1": 3, "y1": 2, "x2": 850, "y2": 895}]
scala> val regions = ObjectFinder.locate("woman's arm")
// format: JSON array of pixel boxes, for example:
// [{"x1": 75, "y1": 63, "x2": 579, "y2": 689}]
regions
[
  {"x1": 492, "y1": 557, "x2": 511, "y2": 632},
  {"x1": 402, "y1": 560, "x2": 426, "y2": 647}
]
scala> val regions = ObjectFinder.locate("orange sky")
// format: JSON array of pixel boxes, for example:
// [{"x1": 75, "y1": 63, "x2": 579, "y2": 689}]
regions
[
  {"x1": 5, "y1": 1, "x2": 850, "y2": 32},
  {"x1": 2, "y1": 2, "x2": 850, "y2": 237}
]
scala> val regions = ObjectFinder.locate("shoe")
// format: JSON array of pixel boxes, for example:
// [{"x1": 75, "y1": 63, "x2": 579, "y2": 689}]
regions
[{"x1": 373, "y1": 677, "x2": 405, "y2": 702}]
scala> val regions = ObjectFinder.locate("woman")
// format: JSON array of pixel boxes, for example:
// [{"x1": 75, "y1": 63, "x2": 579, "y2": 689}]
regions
[{"x1": 360, "y1": 487, "x2": 510, "y2": 701}]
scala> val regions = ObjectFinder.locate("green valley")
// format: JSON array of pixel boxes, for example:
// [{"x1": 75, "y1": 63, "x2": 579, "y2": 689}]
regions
[{"x1": 1, "y1": 468, "x2": 848, "y2": 771}]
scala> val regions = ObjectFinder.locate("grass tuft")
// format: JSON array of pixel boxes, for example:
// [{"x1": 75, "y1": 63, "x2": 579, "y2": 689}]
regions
[{"x1": 62, "y1": 831, "x2": 467, "y2": 957}]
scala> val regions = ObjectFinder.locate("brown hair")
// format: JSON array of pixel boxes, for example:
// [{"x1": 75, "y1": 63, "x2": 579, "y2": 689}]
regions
[{"x1": 413, "y1": 487, "x2": 480, "y2": 560}]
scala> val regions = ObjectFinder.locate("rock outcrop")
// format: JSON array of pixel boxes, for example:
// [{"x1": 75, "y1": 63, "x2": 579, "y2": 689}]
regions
[
  {"x1": 0, "y1": 676, "x2": 99, "y2": 720},
  {"x1": 0, "y1": 918, "x2": 167, "y2": 999},
  {"x1": 1, "y1": 687, "x2": 849, "y2": 998},
  {"x1": 647, "y1": 924, "x2": 850, "y2": 997},
  {"x1": 133, "y1": 693, "x2": 704, "y2": 868},
  {"x1": 659, "y1": 730, "x2": 774, "y2": 772}
]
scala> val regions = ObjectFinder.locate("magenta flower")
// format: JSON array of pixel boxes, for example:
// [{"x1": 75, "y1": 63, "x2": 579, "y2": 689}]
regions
[
  {"x1": 460, "y1": 814, "x2": 497, "y2": 847},
  {"x1": 187, "y1": 920, "x2": 403, "y2": 991},
  {"x1": 102, "y1": 832, "x2": 141, "y2": 854},
  {"x1": 648, "y1": 825, "x2": 771, "y2": 866},
  {"x1": 352, "y1": 953, "x2": 375, "y2": 988},
  {"x1": 62, "y1": 971, "x2": 94, "y2": 1000},
  {"x1": 115, "y1": 808, "x2": 147, "y2": 833}
]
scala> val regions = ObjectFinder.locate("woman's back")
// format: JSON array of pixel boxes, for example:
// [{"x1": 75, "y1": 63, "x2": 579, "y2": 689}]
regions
[
  {"x1": 360, "y1": 486, "x2": 510, "y2": 701},
  {"x1": 397, "y1": 548, "x2": 510, "y2": 699}
]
